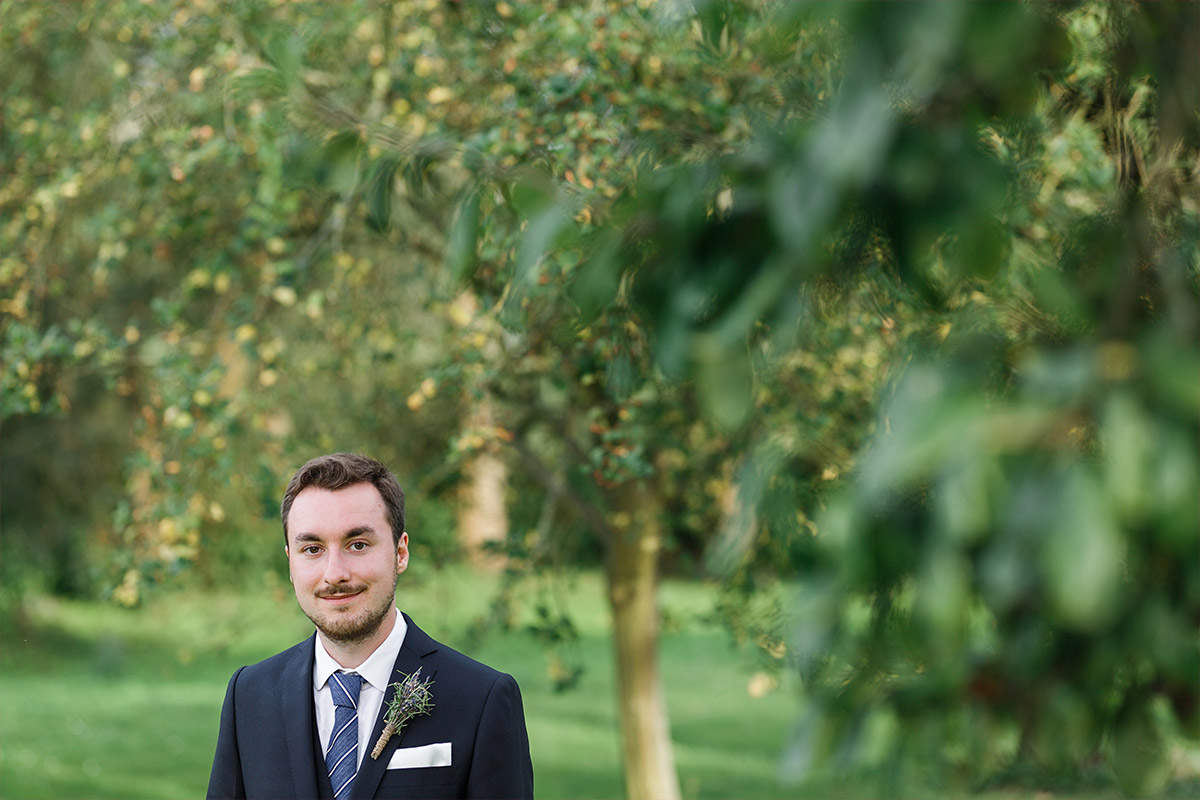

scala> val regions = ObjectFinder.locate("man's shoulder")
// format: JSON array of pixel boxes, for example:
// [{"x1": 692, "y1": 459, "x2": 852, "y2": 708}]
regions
[
  {"x1": 405, "y1": 617, "x2": 508, "y2": 683},
  {"x1": 430, "y1": 637, "x2": 505, "y2": 678}
]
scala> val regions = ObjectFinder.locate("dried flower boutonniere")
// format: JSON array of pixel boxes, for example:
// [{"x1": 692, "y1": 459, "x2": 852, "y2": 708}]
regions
[{"x1": 370, "y1": 667, "x2": 435, "y2": 759}]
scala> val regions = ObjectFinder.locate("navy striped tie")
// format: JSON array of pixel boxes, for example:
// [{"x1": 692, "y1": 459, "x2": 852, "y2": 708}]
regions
[{"x1": 326, "y1": 672, "x2": 364, "y2": 800}]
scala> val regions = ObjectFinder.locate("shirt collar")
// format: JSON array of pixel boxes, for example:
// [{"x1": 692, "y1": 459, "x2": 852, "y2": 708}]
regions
[{"x1": 312, "y1": 608, "x2": 408, "y2": 693}]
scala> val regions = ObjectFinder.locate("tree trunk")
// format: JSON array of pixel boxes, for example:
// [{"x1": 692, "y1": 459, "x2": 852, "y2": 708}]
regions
[
  {"x1": 606, "y1": 481, "x2": 681, "y2": 800},
  {"x1": 457, "y1": 398, "x2": 508, "y2": 568},
  {"x1": 457, "y1": 448, "x2": 508, "y2": 566}
]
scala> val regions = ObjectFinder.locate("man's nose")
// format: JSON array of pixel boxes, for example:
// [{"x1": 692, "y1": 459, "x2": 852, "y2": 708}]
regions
[{"x1": 323, "y1": 549, "x2": 352, "y2": 584}]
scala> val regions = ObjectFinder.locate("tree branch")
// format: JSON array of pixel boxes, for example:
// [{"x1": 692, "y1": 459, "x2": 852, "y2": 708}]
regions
[{"x1": 509, "y1": 435, "x2": 612, "y2": 546}]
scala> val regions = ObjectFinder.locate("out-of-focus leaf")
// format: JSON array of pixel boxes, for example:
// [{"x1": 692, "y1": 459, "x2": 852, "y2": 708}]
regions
[
  {"x1": 402, "y1": 152, "x2": 437, "y2": 198},
  {"x1": 512, "y1": 206, "x2": 569, "y2": 286},
  {"x1": 1150, "y1": 435, "x2": 1200, "y2": 549},
  {"x1": 934, "y1": 454, "x2": 996, "y2": 545},
  {"x1": 321, "y1": 132, "x2": 363, "y2": 195},
  {"x1": 693, "y1": 335, "x2": 752, "y2": 431},
  {"x1": 1040, "y1": 469, "x2": 1125, "y2": 631},
  {"x1": 914, "y1": 550, "x2": 970, "y2": 645},
  {"x1": 446, "y1": 190, "x2": 481, "y2": 285},
  {"x1": 228, "y1": 68, "x2": 287, "y2": 102},
  {"x1": 568, "y1": 237, "x2": 620, "y2": 322},
  {"x1": 365, "y1": 157, "x2": 398, "y2": 233},
  {"x1": 263, "y1": 32, "x2": 302, "y2": 86},
  {"x1": 1025, "y1": 686, "x2": 1097, "y2": 771},
  {"x1": 507, "y1": 168, "x2": 557, "y2": 217},
  {"x1": 1108, "y1": 699, "x2": 1173, "y2": 797},
  {"x1": 1100, "y1": 390, "x2": 1151, "y2": 522},
  {"x1": 953, "y1": 218, "x2": 1009, "y2": 282},
  {"x1": 1146, "y1": 329, "x2": 1200, "y2": 418}
]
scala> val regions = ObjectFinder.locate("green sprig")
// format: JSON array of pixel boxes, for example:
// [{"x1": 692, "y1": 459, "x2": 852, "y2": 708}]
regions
[{"x1": 370, "y1": 668, "x2": 435, "y2": 759}]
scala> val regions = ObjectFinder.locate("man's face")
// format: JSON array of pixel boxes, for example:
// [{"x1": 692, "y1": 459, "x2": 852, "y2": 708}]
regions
[{"x1": 285, "y1": 482, "x2": 408, "y2": 646}]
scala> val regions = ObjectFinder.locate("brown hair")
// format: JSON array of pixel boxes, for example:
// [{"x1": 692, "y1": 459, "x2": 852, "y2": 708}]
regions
[{"x1": 280, "y1": 453, "x2": 406, "y2": 545}]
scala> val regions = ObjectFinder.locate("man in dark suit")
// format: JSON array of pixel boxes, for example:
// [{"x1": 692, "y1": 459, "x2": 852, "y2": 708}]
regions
[{"x1": 207, "y1": 453, "x2": 534, "y2": 799}]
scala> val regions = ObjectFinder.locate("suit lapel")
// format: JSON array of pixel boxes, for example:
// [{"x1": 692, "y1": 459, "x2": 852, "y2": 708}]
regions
[
  {"x1": 280, "y1": 634, "x2": 323, "y2": 800},
  {"x1": 349, "y1": 615, "x2": 440, "y2": 800}
]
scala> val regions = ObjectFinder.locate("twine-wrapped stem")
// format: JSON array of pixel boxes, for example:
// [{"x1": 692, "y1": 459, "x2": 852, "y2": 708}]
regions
[{"x1": 370, "y1": 668, "x2": 435, "y2": 759}]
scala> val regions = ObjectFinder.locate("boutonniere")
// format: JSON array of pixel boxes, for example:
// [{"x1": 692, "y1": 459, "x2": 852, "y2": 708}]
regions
[{"x1": 370, "y1": 667, "x2": 435, "y2": 759}]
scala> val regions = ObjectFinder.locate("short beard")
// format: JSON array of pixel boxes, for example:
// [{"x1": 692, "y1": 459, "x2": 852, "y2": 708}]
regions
[
  {"x1": 311, "y1": 598, "x2": 394, "y2": 647},
  {"x1": 304, "y1": 573, "x2": 397, "y2": 647}
]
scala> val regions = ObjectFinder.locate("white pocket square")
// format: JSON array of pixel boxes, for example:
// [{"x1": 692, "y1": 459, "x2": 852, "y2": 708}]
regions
[{"x1": 387, "y1": 741, "x2": 452, "y2": 769}]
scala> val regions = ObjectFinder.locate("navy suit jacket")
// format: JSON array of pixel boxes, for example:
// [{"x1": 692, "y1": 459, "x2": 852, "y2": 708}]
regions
[{"x1": 207, "y1": 614, "x2": 534, "y2": 799}]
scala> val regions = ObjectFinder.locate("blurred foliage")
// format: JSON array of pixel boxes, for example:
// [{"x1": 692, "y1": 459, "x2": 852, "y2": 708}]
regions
[
  {"x1": 1, "y1": 0, "x2": 467, "y2": 602},
  {"x1": 2, "y1": 0, "x2": 1197, "y2": 795},
  {"x1": 526, "y1": 2, "x2": 1198, "y2": 795}
]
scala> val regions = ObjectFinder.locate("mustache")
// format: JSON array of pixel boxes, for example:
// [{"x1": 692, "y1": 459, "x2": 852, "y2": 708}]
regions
[{"x1": 316, "y1": 585, "x2": 367, "y2": 598}]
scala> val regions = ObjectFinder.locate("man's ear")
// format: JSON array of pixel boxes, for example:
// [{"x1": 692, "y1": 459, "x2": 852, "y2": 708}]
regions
[{"x1": 396, "y1": 532, "x2": 409, "y2": 574}]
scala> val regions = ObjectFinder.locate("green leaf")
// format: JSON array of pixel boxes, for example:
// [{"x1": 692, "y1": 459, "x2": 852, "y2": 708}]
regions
[
  {"x1": 954, "y1": 218, "x2": 1009, "y2": 282},
  {"x1": 694, "y1": 335, "x2": 752, "y2": 431},
  {"x1": 568, "y1": 235, "x2": 621, "y2": 321},
  {"x1": 321, "y1": 132, "x2": 364, "y2": 195},
  {"x1": 228, "y1": 68, "x2": 287, "y2": 102},
  {"x1": 365, "y1": 158, "x2": 398, "y2": 233},
  {"x1": 263, "y1": 32, "x2": 303, "y2": 87},
  {"x1": 696, "y1": 0, "x2": 735, "y2": 52},
  {"x1": 1108, "y1": 699, "x2": 1172, "y2": 797},
  {"x1": 1041, "y1": 469, "x2": 1125, "y2": 632},
  {"x1": 446, "y1": 190, "x2": 481, "y2": 285},
  {"x1": 507, "y1": 168, "x2": 557, "y2": 217},
  {"x1": 513, "y1": 206, "x2": 569, "y2": 285}
]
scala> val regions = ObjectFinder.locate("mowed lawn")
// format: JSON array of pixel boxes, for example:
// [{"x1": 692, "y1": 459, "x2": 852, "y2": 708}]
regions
[{"x1": 0, "y1": 568, "x2": 799, "y2": 800}]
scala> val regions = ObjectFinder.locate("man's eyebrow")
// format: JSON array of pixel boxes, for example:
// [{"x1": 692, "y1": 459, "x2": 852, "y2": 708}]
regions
[{"x1": 291, "y1": 526, "x2": 378, "y2": 544}]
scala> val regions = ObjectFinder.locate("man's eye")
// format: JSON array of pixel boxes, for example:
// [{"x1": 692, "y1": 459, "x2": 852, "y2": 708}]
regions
[
  {"x1": 302, "y1": 546, "x2": 322, "y2": 555},
  {"x1": 349, "y1": 541, "x2": 368, "y2": 551}
]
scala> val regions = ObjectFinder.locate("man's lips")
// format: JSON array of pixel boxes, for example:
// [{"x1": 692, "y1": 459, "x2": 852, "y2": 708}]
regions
[{"x1": 317, "y1": 588, "x2": 364, "y2": 605}]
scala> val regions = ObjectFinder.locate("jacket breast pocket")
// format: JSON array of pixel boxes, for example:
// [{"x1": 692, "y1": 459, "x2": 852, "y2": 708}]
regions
[{"x1": 376, "y1": 765, "x2": 455, "y2": 797}]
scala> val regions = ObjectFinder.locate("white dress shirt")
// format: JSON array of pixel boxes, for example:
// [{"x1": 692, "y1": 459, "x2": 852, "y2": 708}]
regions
[{"x1": 312, "y1": 608, "x2": 408, "y2": 768}]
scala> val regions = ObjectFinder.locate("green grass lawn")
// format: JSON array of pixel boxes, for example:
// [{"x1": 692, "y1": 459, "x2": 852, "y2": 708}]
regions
[
  {"x1": 4, "y1": 567, "x2": 1197, "y2": 799},
  {"x1": 0, "y1": 567, "x2": 799, "y2": 800}
]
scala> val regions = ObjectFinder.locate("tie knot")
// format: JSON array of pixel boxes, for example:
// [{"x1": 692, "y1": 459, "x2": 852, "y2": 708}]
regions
[{"x1": 330, "y1": 672, "x2": 362, "y2": 709}]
